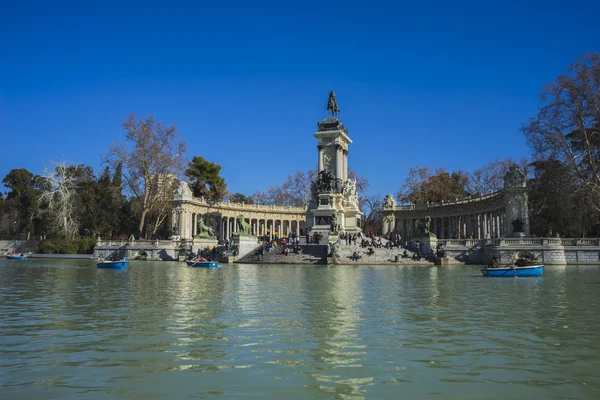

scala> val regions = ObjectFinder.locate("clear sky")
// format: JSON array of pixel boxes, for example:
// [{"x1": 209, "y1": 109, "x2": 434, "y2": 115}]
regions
[{"x1": 1, "y1": 0, "x2": 599, "y2": 197}]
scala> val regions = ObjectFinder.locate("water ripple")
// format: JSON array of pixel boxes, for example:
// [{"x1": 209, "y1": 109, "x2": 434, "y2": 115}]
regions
[{"x1": 1, "y1": 261, "x2": 600, "y2": 398}]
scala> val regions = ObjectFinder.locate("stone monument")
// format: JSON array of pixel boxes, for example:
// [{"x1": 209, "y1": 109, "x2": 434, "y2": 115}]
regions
[
  {"x1": 192, "y1": 214, "x2": 218, "y2": 253},
  {"x1": 503, "y1": 164, "x2": 530, "y2": 237},
  {"x1": 306, "y1": 91, "x2": 363, "y2": 235},
  {"x1": 231, "y1": 214, "x2": 258, "y2": 259},
  {"x1": 416, "y1": 215, "x2": 437, "y2": 256}
]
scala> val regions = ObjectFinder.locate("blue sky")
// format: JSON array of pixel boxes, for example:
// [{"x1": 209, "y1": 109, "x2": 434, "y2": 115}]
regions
[{"x1": 1, "y1": 0, "x2": 599, "y2": 197}]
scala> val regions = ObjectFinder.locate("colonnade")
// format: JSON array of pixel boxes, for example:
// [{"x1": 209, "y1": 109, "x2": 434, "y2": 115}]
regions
[
  {"x1": 174, "y1": 209, "x2": 305, "y2": 242},
  {"x1": 393, "y1": 209, "x2": 506, "y2": 240}
]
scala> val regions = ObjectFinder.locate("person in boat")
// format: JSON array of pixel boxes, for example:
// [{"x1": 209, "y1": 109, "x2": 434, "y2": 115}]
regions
[
  {"x1": 98, "y1": 254, "x2": 105, "y2": 262},
  {"x1": 488, "y1": 256, "x2": 499, "y2": 268}
]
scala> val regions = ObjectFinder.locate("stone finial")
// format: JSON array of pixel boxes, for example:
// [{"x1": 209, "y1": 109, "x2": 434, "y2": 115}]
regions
[
  {"x1": 504, "y1": 164, "x2": 526, "y2": 189},
  {"x1": 174, "y1": 180, "x2": 193, "y2": 200},
  {"x1": 382, "y1": 194, "x2": 396, "y2": 210}
]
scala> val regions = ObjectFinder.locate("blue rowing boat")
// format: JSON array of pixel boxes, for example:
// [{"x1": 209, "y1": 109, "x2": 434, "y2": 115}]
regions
[
  {"x1": 481, "y1": 264, "x2": 544, "y2": 277},
  {"x1": 186, "y1": 258, "x2": 219, "y2": 268},
  {"x1": 97, "y1": 258, "x2": 129, "y2": 269},
  {"x1": 6, "y1": 254, "x2": 27, "y2": 260}
]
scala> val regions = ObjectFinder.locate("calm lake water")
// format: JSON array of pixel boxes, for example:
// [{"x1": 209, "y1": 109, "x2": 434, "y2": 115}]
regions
[{"x1": 1, "y1": 260, "x2": 600, "y2": 399}]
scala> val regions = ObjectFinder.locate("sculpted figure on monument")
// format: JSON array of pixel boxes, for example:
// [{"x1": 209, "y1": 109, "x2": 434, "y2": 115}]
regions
[
  {"x1": 327, "y1": 90, "x2": 340, "y2": 118},
  {"x1": 331, "y1": 213, "x2": 338, "y2": 234},
  {"x1": 504, "y1": 164, "x2": 526, "y2": 188},
  {"x1": 174, "y1": 181, "x2": 193, "y2": 200},
  {"x1": 316, "y1": 170, "x2": 335, "y2": 193},
  {"x1": 382, "y1": 194, "x2": 396, "y2": 210},
  {"x1": 436, "y1": 242, "x2": 446, "y2": 258},
  {"x1": 236, "y1": 215, "x2": 252, "y2": 235},
  {"x1": 423, "y1": 216, "x2": 431, "y2": 234},
  {"x1": 195, "y1": 217, "x2": 215, "y2": 238},
  {"x1": 512, "y1": 217, "x2": 524, "y2": 233},
  {"x1": 323, "y1": 152, "x2": 332, "y2": 171}
]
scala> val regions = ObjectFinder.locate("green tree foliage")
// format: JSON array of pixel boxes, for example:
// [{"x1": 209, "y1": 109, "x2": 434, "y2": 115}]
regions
[
  {"x1": 185, "y1": 156, "x2": 227, "y2": 202},
  {"x1": 228, "y1": 192, "x2": 254, "y2": 204},
  {"x1": 397, "y1": 166, "x2": 471, "y2": 204},
  {"x1": 2, "y1": 168, "x2": 42, "y2": 238},
  {"x1": 528, "y1": 160, "x2": 598, "y2": 237},
  {"x1": 94, "y1": 165, "x2": 129, "y2": 238}
]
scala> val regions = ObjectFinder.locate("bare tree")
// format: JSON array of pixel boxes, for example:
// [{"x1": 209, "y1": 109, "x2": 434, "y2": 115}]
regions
[
  {"x1": 361, "y1": 194, "x2": 383, "y2": 235},
  {"x1": 468, "y1": 157, "x2": 529, "y2": 196},
  {"x1": 38, "y1": 161, "x2": 79, "y2": 239},
  {"x1": 397, "y1": 166, "x2": 470, "y2": 204},
  {"x1": 250, "y1": 170, "x2": 316, "y2": 207},
  {"x1": 105, "y1": 115, "x2": 187, "y2": 238},
  {"x1": 522, "y1": 52, "x2": 600, "y2": 210}
]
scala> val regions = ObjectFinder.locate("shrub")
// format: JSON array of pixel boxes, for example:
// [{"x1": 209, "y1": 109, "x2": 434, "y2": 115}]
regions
[{"x1": 39, "y1": 237, "x2": 96, "y2": 254}]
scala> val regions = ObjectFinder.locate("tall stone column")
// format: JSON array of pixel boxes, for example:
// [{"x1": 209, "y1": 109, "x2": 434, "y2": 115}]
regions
[
  {"x1": 335, "y1": 144, "x2": 342, "y2": 180},
  {"x1": 219, "y1": 216, "x2": 223, "y2": 241},
  {"x1": 184, "y1": 211, "x2": 191, "y2": 239},
  {"x1": 441, "y1": 217, "x2": 445, "y2": 239},
  {"x1": 317, "y1": 145, "x2": 324, "y2": 171},
  {"x1": 483, "y1": 213, "x2": 489, "y2": 238}
]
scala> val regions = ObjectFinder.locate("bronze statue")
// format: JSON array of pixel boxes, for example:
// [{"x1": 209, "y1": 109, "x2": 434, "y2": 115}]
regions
[
  {"x1": 236, "y1": 215, "x2": 252, "y2": 236},
  {"x1": 327, "y1": 90, "x2": 340, "y2": 118},
  {"x1": 195, "y1": 217, "x2": 215, "y2": 239}
]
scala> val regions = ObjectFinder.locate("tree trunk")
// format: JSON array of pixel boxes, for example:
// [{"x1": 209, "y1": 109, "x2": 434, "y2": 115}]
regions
[{"x1": 138, "y1": 208, "x2": 149, "y2": 239}]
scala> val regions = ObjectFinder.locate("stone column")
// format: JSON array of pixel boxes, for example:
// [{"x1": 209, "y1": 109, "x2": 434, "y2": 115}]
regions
[
  {"x1": 495, "y1": 212, "x2": 500, "y2": 238},
  {"x1": 335, "y1": 144, "x2": 342, "y2": 180},
  {"x1": 183, "y1": 211, "x2": 191, "y2": 239},
  {"x1": 317, "y1": 145, "x2": 324, "y2": 171},
  {"x1": 219, "y1": 216, "x2": 223, "y2": 241},
  {"x1": 441, "y1": 217, "x2": 445, "y2": 239},
  {"x1": 341, "y1": 149, "x2": 347, "y2": 180},
  {"x1": 484, "y1": 213, "x2": 489, "y2": 238}
]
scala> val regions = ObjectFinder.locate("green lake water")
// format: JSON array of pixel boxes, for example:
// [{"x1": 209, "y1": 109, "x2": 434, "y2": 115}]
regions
[{"x1": 1, "y1": 260, "x2": 600, "y2": 399}]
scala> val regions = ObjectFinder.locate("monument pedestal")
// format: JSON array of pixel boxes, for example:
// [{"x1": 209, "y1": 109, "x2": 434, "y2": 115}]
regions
[
  {"x1": 192, "y1": 237, "x2": 218, "y2": 254},
  {"x1": 416, "y1": 233, "x2": 437, "y2": 256},
  {"x1": 305, "y1": 113, "x2": 363, "y2": 234},
  {"x1": 231, "y1": 234, "x2": 258, "y2": 259}
]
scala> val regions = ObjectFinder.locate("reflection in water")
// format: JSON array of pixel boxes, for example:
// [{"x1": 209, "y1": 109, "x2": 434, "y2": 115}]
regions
[
  {"x1": 301, "y1": 266, "x2": 369, "y2": 399},
  {"x1": 1, "y1": 260, "x2": 600, "y2": 399}
]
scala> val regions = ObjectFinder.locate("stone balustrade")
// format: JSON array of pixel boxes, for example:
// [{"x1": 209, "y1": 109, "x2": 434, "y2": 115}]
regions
[
  {"x1": 433, "y1": 237, "x2": 600, "y2": 265},
  {"x1": 188, "y1": 197, "x2": 305, "y2": 213}
]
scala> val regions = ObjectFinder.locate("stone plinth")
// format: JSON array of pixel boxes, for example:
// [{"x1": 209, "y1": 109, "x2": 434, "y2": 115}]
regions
[
  {"x1": 231, "y1": 234, "x2": 259, "y2": 259},
  {"x1": 192, "y1": 237, "x2": 218, "y2": 254},
  {"x1": 416, "y1": 233, "x2": 437, "y2": 257}
]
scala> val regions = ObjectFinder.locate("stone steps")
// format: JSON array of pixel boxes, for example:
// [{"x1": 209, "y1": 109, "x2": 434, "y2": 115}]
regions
[
  {"x1": 236, "y1": 243, "x2": 328, "y2": 264},
  {"x1": 335, "y1": 242, "x2": 420, "y2": 263}
]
